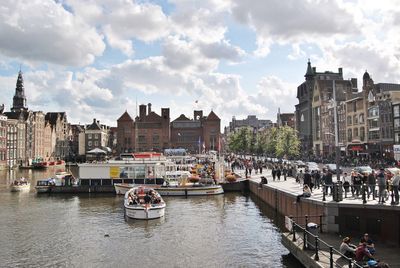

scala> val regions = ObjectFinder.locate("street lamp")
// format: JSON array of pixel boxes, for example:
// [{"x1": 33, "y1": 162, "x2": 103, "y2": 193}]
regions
[{"x1": 329, "y1": 80, "x2": 341, "y2": 182}]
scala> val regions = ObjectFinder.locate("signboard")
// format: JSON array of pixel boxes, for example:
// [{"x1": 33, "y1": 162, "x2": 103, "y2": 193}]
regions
[
  {"x1": 109, "y1": 167, "x2": 120, "y2": 178},
  {"x1": 284, "y1": 216, "x2": 293, "y2": 232}
]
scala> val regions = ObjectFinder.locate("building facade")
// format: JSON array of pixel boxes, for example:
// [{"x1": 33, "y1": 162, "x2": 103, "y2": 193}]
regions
[
  {"x1": 0, "y1": 106, "x2": 7, "y2": 170},
  {"x1": 170, "y1": 110, "x2": 221, "y2": 153},
  {"x1": 226, "y1": 115, "x2": 272, "y2": 134}
]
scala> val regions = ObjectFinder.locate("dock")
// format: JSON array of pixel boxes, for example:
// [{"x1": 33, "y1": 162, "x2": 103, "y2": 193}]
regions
[{"x1": 244, "y1": 169, "x2": 400, "y2": 268}]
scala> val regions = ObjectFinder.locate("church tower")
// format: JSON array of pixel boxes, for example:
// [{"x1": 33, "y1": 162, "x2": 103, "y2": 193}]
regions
[{"x1": 11, "y1": 70, "x2": 28, "y2": 112}]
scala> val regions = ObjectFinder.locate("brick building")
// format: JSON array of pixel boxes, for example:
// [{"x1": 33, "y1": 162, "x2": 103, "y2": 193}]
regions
[{"x1": 170, "y1": 110, "x2": 221, "y2": 153}]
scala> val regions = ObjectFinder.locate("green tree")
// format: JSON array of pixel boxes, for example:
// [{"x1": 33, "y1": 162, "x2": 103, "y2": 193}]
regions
[
  {"x1": 264, "y1": 127, "x2": 278, "y2": 156},
  {"x1": 227, "y1": 127, "x2": 253, "y2": 154},
  {"x1": 275, "y1": 126, "x2": 300, "y2": 158}
]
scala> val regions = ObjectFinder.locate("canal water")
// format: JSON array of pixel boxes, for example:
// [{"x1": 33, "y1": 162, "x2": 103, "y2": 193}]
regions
[{"x1": 0, "y1": 168, "x2": 302, "y2": 268}]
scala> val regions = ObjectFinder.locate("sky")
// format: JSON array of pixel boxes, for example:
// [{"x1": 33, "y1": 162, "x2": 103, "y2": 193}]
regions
[{"x1": 1, "y1": 0, "x2": 400, "y2": 129}]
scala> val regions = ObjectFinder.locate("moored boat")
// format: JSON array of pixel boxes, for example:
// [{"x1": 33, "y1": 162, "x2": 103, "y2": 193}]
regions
[
  {"x1": 35, "y1": 172, "x2": 76, "y2": 193},
  {"x1": 124, "y1": 187, "x2": 165, "y2": 220},
  {"x1": 10, "y1": 178, "x2": 30, "y2": 192}
]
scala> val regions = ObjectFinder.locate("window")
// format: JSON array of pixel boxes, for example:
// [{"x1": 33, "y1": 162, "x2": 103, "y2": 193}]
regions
[
  {"x1": 369, "y1": 118, "x2": 379, "y2": 129},
  {"x1": 394, "y1": 105, "x2": 400, "y2": 117},
  {"x1": 88, "y1": 134, "x2": 92, "y2": 139},
  {"x1": 354, "y1": 128, "x2": 359, "y2": 138},
  {"x1": 94, "y1": 141, "x2": 98, "y2": 146},
  {"x1": 353, "y1": 115, "x2": 358, "y2": 125},
  {"x1": 95, "y1": 134, "x2": 99, "y2": 139},
  {"x1": 359, "y1": 114, "x2": 364, "y2": 124},
  {"x1": 88, "y1": 141, "x2": 92, "y2": 146},
  {"x1": 360, "y1": 127, "x2": 365, "y2": 141},
  {"x1": 347, "y1": 129, "x2": 352, "y2": 142},
  {"x1": 152, "y1": 135, "x2": 160, "y2": 143},
  {"x1": 395, "y1": 119, "x2": 400, "y2": 130},
  {"x1": 353, "y1": 102, "x2": 357, "y2": 112},
  {"x1": 347, "y1": 116, "x2": 352, "y2": 125}
]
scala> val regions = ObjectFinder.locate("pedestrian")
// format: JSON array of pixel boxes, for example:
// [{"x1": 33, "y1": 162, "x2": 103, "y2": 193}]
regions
[
  {"x1": 392, "y1": 170, "x2": 400, "y2": 205},
  {"x1": 368, "y1": 170, "x2": 376, "y2": 200},
  {"x1": 325, "y1": 171, "x2": 333, "y2": 195},
  {"x1": 276, "y1": 166, "x2": 281, "y2": 181},
  {"x1": 272, "y1": 166, "x2": 276, "y2": 181},
  {"x1": 314, "y1": 170, "x2": 321, "y2": 189},
  {"x1": 283, "y1": 165, "x2": 287, "y2": 181},
  {"x1": 304, "y1": 170, "x2": 312, "y2": 191},
  {"x1": 377, "y1": 168, "x2": 387, "y2": 204}
]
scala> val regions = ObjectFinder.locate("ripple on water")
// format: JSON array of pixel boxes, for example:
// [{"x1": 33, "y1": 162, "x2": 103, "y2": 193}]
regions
[{"x1": 0, "y1": 192, "x2": 300, "y2": 268}]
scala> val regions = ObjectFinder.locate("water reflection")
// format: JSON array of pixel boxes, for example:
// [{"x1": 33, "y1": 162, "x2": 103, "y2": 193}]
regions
[{"x1": 0, "y1": 168, "x2": 302, "y2": 267}]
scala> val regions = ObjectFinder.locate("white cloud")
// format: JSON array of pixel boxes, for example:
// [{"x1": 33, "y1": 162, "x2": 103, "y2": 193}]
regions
[{"x1": 0, "y1": 0, "x2": 105, "y2": 66}]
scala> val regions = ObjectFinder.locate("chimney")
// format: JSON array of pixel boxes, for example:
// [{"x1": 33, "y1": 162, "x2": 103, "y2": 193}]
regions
[
  {"x1": 148, "y1": 103, "x2": 152, "y2": 114},
  {"x1": 194, "y1": 110, "x2": 203, "y2": 120},
  {"x1": 93, "y1": 118, "x2": 96, "y2": 123},
  {"x1": 161, "y1": 108, "x2": 169, "y2": 119},
  {"x1": 139, "y1": 104, "x2": 147, "y2": 119},
  {"x1": 312, "y1": 67, "x2": 316, "y2": 73},
  {"x1": 338, "y1": 67, "x2": 343, "y2": 74}
]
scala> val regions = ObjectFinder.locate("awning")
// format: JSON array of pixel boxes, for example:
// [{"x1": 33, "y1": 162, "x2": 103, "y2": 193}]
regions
[{"x1": 87, "y1": 148, "x2": 106, "y2": 154}]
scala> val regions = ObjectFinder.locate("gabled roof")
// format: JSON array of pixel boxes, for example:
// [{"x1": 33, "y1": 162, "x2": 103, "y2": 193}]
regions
[
  {"x1": 173, "y1": 114, "x2": 191, "y2": 122},
  {"x1": 206, "y1": 111, "x2": 220, "y2": 120},
  {"x1": 87, "y1": 119, "x2": 102, "y2": 130},
  {"x1": 117, "y1": 111, "x2": 133, "y2": 122},
  {"x1": 143, "y1": 111, "x2": 162, "y2": 122}
]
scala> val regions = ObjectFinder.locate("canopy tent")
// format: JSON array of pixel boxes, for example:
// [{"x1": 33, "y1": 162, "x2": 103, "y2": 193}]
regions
[{"x1": 87, "y1": 148, "x2": 107, "y2": 154}]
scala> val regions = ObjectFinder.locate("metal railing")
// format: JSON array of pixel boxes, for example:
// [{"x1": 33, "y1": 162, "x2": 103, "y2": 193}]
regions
[{"x1": 288, "y1": 216, "x2": 363, "y2": 268}]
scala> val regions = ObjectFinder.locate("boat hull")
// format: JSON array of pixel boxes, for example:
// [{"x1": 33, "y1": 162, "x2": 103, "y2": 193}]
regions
[
  {"x1": 115, "y1": 183, "x2": 224, "y2": 196},
  {"x1": 157, "y1": 185, "x2": 224, "y2": 196},
  {"x1": 10, "y1": 184, "x2": 30, "y2": 192},
  {"x1": 124, "y1": 205, "x2": 165, "y2": 220},
  {"x1": 35, "y1": 186, "x2": 52, "y2": 193}
]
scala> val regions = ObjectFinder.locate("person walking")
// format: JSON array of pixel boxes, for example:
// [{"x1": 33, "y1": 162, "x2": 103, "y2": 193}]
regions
[
  {"x1": 377, "y1": 168, "x2": 387, "y2": 204},
  {"x1": 392, "y1": 170, "x2": 400, "y2": 205},
  {"x1": 272, "y1": 166, "x2": 276, "y2": 181},
  {"x1": 283, "y1": 165, "x2": 288, "y2": 181},
  {"x1": 368, "y1": 170, "x2": 377, "y2": 200},
  {"x1": 276, "y1": 166, "x2": 282, "y2": 181}
]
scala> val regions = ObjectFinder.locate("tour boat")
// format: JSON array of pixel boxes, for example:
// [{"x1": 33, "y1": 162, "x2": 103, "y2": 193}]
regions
[
  {"x1": 115, "y1": 181, "x2": 224, "y2": 196},
  {"x1": 124, "y1": 187, "x2": 166, "y2": 220},
  {"x1": 35, "y1": 172, "x2": 76, "y2": 193},
  {"x1": 10, "y1": 178, "x2": 30, "y2": 192}
]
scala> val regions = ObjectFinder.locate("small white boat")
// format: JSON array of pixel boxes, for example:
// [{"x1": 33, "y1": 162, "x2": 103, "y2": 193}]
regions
[
  {"x1": 10, "y1": 178, "x2": 30, "y2": 192},
  {"x1": 35, "y1": 172, "x2": 76, "y2": 193},
  {"x1": 124, "y1": 187, "x2": 166, "y2": 220}
]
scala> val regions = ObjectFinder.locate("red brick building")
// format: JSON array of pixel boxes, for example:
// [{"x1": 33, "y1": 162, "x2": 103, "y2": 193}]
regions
[
  {"x1": 170, "y1": 110, "x2": 221, "y2": 153},
  {"x1": 116, "y1": 103, "x2": 170, "y2": 153}
]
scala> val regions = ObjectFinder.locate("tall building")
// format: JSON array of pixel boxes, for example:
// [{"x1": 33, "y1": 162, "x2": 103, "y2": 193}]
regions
[
  {"x1": 296, "y1": 60, "x2": 356, "y2": 157},
  {"x1": 11, "y1": 71, "x2": 28, "y2": 113},
  {"x1": 0, "y1": 105, "x2": 7, "y2": 170},
  {"x1": 45, "y1": 112, "x2": 70, "y2": 160},
  {"x1": 116, "y1": 111, "x2": 135, "y2": 153}
]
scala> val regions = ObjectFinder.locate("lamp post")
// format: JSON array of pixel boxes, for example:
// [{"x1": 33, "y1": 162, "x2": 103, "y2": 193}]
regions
[{"x1": 331, "y1": 80, "x2": 341, "y2": 182}]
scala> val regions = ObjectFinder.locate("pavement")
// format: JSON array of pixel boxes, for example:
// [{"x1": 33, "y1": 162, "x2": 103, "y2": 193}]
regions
[
  {"x1": 235, "y1": 168, "x2": 400, "y2": 267},
  {"x1": 233, "y1": 168, "x2": 400, "y2": 208}
]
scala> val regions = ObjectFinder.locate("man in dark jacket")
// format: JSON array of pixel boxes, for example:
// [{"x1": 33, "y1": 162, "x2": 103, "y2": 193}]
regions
[
  {"x1": 303, "y1": 170, "x2": 312, "y2": 190},
  {"x1": 367, "y1": 171, "x2": 376, "y2": 200}
]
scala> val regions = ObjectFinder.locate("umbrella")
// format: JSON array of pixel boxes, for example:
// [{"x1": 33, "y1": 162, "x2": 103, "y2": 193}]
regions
[{"x1": 87, "y1": 148, "x2": 107, "y2": 154}]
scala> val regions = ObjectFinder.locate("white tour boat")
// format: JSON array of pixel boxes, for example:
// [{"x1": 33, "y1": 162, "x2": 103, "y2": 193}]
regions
[
  {"x1": 10, "y1": 177, "x2": 30, "y2": 192},
  {"x1": 124, "y1": 187, "x2": 166, "y2": 220}
]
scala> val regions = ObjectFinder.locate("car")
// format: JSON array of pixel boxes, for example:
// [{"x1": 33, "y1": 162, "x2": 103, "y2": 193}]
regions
[{"x1": 324, "y1": 164, "x2": 342, "y2": 174}]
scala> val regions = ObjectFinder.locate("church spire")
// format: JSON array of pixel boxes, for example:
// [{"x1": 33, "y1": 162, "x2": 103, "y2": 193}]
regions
[
  {"x1": 304, "y1": 59, "x2": 314, "y2": 79},
  {"x1": 11, "y1": 70, "x2": 28, "y2": 112}
]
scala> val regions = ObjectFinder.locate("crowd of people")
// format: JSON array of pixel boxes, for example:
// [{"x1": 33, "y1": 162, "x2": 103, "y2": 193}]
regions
[
  {"x1": 339, "y1": 234, "x2": 389, "y2": 267},
  {"x1": 127, "y1": 188, "x2": 162, "y2": 205}
]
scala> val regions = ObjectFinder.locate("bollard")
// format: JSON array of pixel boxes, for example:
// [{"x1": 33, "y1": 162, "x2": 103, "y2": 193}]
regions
[
  {"x1": 362, "y1": 183, "x2": 367, "y2": 204},
  {"x1": 292, "y1": 222, "x2": 297, "y2": 242},
  {"x1": 329, "y1": 246, "x2": 334, "y2": 268},
  {"x1": 303, "y1": 229, "x2": 307, "y2": 250},
  {"x1": 314, "y1": 237, "x2": 319, "y2": 261}
]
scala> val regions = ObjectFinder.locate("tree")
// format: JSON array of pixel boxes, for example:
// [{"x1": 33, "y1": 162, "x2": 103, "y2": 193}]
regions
[
  {"x1": 227, "y1": 127, "x2": 253, "y2": 154},
  {"x1": 264, "y1": 127, "x2": 278, "y2": 156},
  {"x1": 275, "y1": 126, "x2": 300, "y2": 158}
]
